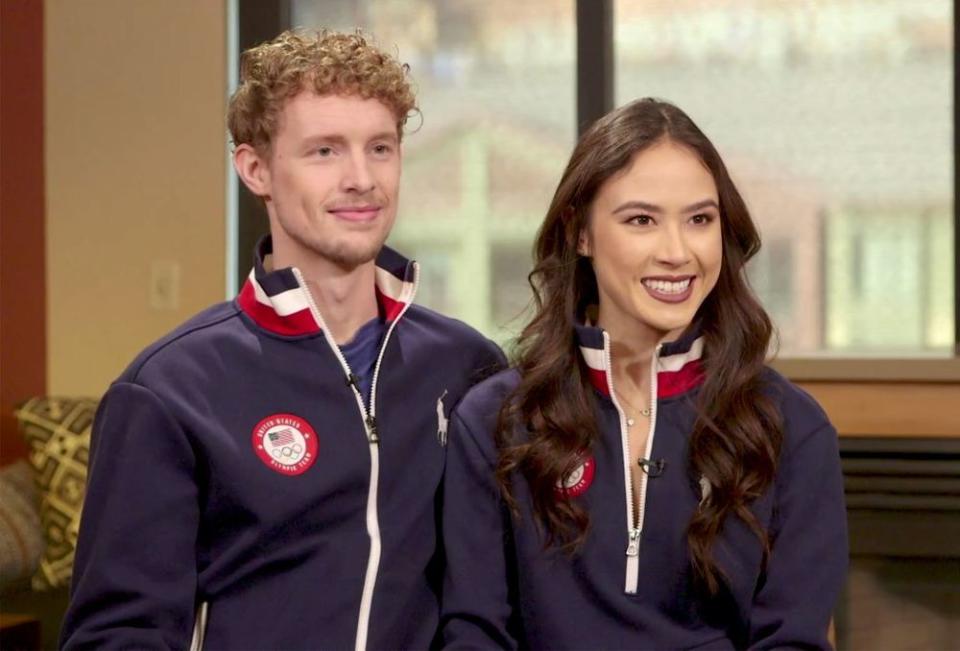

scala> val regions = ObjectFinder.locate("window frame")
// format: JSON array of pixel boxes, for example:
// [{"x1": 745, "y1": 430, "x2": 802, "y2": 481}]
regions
[{"x1": 234, "y1": 0, "x2": 959, "y2": 385}]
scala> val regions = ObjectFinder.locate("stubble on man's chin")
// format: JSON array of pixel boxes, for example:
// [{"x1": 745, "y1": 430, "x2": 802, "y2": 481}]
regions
[{"x1": 308, "y1": 237, "x2": 386, "y2": 271}]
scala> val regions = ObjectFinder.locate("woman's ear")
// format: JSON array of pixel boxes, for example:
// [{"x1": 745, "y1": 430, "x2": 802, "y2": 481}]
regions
[{"x1": 577, "y1": 228, "x2": 592, "y2": 257}]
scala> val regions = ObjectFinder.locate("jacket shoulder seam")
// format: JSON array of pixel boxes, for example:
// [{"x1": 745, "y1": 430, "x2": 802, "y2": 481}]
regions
[{"x1": 128, "y1": 307, "x2": 241, "y2": 382}]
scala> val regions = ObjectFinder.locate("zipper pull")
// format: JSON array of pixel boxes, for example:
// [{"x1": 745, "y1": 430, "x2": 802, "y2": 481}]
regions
[
  {"x1": 346, "y1": 373, "x2": 361, "y2": 392},
  {"x1": 626, "y1": 528, "x2": 641, "y2": 557},
  {"x1": 365, "y1": 415, "x2": 379, "y2": 444}
]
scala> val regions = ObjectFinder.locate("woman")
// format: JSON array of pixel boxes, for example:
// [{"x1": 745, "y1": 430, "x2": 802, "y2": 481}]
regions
[{"x1": 441, "y1": 99, "x2": 847, "y2": 650}]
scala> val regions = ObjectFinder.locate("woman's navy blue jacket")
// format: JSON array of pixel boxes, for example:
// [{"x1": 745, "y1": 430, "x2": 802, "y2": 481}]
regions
[
  {"x1": 441, "y1": 325, "x2": 848, "y2": 650},
  {"x1": 61, "y1": 238, "x2": 504, "y2": 651}
]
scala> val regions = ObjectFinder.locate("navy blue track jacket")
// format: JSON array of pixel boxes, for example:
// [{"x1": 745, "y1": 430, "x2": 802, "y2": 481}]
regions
[
  {"x1": 61, "y1": 237, "x2": 505, "y2": 651},
  {"x1": 441, "y1": 325, "x2": 848, "y2": 650}
]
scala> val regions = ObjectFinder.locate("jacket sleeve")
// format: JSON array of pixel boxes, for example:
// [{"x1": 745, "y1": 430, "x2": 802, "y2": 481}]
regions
[
  {"x1": 469, "y1": 337, "x2": 509, "y2": 386},
  {"x1": 61, "y1": 381, "x2": 201, "y2": 650},
  {"x1": 440, "y1": 409, "x2": 519, "y2": 650},
  {"x1": 748, "y1": 421, "x2": 849, "y2": 650}
]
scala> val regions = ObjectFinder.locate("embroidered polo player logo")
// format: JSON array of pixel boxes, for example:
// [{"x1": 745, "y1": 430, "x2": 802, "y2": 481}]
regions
[
  {"x1": 699, "y1": 476, "x2": 712, "y2": 506},
  {"x1": 251, "y1": 413, "x2": 318, "y2": 476},
  {"x1": 437, "y1": 390, "x2": 449, "y2": 446}
]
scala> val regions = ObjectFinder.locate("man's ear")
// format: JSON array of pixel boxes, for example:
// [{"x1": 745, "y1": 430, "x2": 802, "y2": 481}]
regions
[{"x1": 233, "y1": 143, "x2": 271, "y2": 198}]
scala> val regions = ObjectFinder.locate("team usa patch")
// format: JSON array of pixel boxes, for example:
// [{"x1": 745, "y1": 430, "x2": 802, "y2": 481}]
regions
[
  {"x1": 251, "y1": 413, "x2": 318, "y2": 476},
  {"x1": 555, "y1": 455, "x2": 596, "y2": 499}
]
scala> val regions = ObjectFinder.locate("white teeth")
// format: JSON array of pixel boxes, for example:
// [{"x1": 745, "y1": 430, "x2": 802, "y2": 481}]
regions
[{"x1": 642, "y1": 278, "x2": 691, "y2": 295}]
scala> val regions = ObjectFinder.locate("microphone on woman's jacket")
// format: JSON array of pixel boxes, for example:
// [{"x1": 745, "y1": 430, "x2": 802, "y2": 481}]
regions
[{"x1": 638, "y1": 458, "x2": 666, "y2": 477}]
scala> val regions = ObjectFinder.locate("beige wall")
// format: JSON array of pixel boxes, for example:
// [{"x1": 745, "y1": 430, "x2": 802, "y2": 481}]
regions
[{"x1": 45, "y1": 0, "x2": 228, "y2": 395}]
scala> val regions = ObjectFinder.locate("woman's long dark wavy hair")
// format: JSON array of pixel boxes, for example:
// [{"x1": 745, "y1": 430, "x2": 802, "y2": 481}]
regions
[{"x1": 496, "y1": 98, "x2": 783, "y2": 594}]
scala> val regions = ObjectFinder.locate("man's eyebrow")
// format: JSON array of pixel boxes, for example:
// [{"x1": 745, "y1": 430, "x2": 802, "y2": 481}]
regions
[
  {"x1": 368, "y1": 131, "x2": 399, "y2": 143},
  {"x1": 612, "y1": 199, "x2": 719, "y2": 214},
  {"x1": 300, "y1": 134, "x2": 348, "y2": 147},
  {"x1": 301, "y1": 132, "x2": 399, "y2": 145}
]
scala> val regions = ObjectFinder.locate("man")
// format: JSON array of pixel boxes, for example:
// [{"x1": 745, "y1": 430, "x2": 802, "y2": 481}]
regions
[{"x1": 61, "y1": 30, "x2": 503, "y2": 650}]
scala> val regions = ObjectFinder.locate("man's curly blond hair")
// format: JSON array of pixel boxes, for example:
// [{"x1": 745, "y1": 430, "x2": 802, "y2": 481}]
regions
[{"x1": 228, "y1": 29, "x2": 417, "y2": 152}]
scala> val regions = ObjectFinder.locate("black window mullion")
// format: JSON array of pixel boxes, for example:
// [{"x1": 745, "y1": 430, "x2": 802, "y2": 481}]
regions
[
  {"x1": 235, "y1": 0, "x2": 292, "y2": 291},
  {"x1": 576, "y1": 0, "x2": 614, "y2": 136},
  {"x1": 954, "y1": 0, "x2": 959, "y2": 354}
]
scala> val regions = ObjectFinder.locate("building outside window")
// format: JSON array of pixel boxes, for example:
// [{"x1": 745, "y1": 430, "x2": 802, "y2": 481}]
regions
[{"x1": 281, "y1": 0, "x2": 954, "y2": 356}]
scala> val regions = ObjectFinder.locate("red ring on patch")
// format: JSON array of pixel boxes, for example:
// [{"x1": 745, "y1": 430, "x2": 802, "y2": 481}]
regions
[
  {"x1": 555, "y1": 455, "x2": 596, "y2": 499},
  {"x1": 251, "y1": 413, "x2": 319, "y2": 476}
]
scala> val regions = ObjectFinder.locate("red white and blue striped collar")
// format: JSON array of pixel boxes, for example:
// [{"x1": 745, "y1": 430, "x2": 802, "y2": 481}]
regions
[
  {"x1": 237, "y1": 236, "x2": 418, "y2": 337},
  {"x1": 575, "y1": 323, "x2": 706, "y2": 400}
]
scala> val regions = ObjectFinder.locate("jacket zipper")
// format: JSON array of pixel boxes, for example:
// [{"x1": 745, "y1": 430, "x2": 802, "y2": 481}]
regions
[
  {"x1": 293, "y1": 266, "x2": 419, "y2": 651},
  {"x1": 602, "y1": 333, "x2": 637, "y2": 593},
  {"x1": 189, "y1": 601, "x2": 208, "y2": 651},
  {"x1": 604, "y1": 334, "x2": 661, "y2": 595},
  {"x1": 631, "y1": 343, "x2": 661, "y2": 593}
]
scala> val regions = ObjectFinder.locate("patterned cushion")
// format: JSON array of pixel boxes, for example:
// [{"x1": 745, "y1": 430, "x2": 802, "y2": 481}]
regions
[
  {"x1": 0, "y1": 459, "x2": 44, "y2": 590},
  {"x1": 15, "y1": 397, "x2": 97, "y2": 591}
]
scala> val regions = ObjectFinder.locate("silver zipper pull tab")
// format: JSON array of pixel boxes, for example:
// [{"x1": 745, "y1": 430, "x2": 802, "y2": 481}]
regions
[
  {"x1": 626, "y1": 528, "x2": 641, "y2": 557},
  {"x1": 365, "y1": 415, "x2": 379, "y2": 444}
]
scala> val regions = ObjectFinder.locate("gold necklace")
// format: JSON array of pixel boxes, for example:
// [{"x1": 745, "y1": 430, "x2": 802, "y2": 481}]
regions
[{"x1": 613, "y1": 388, "x2": 651, "y2": 427}]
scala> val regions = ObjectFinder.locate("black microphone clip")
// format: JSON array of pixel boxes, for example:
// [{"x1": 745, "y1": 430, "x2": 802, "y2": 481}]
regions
[{"x1": 638, "y1": 457, "x2": 666, "y2": 477}]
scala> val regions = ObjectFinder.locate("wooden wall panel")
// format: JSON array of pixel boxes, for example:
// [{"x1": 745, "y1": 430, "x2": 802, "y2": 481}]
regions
[
  {"x1": 1, "y1": 2, "x2": 46, "y2": 464},
  {"x1": 799, "y1": 382, "x2": 960, "y2": 437}
]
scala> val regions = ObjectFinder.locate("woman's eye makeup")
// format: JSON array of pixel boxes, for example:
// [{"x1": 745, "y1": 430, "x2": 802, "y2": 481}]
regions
[{"x1": 619, "y1": 209, "x2": 717, "y2": 226}]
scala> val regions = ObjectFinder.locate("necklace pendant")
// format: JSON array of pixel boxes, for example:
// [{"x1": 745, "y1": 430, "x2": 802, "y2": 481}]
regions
[{"x1": 626, "y1": 417, "x2": 636, "y2": 427}]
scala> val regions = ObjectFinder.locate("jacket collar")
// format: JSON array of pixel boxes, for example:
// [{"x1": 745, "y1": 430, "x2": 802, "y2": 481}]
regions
[
  {"x1": 237, "y1": 235, "x2": 418, "y2": 336},
  {"x1": 575, "y1": 321, "x2": 706, "y2": 400}
]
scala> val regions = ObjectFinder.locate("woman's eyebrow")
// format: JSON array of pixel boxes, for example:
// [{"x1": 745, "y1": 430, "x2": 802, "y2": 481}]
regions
[
  {"x1": 682, "y1": 199, "x2": 720, "y2": 213},
  {"x1": 613, "y1": 200, "x2": 662, "y2": 214},
  {"x1": 612, "y1": 198, "x2": 719, "y2": 214}
]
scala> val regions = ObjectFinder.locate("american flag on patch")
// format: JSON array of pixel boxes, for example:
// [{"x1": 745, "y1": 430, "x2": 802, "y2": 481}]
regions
[{"x1": 269, "y1": 428, "x2": 296, "y2": 446}]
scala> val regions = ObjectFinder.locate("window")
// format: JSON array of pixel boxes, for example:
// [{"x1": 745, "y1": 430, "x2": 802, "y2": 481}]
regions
[
  {"x1": 292, "y1": 0, "x2": 575, "y2": 341},
  {"x1": 237, "y1": 0, "x2": 957, "y2": 362},
  {"x1": 615, "y1": 0, "x2": 954, "y2": 355}
]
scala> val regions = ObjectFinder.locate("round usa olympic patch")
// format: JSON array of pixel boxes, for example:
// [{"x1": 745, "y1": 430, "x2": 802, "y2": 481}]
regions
[
  {"x1": 555, "y1": 455, "x2": 595, "y2": 499},
  {"x1": 251, "y1": 413, "x2": 318, "y2": 476}
]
